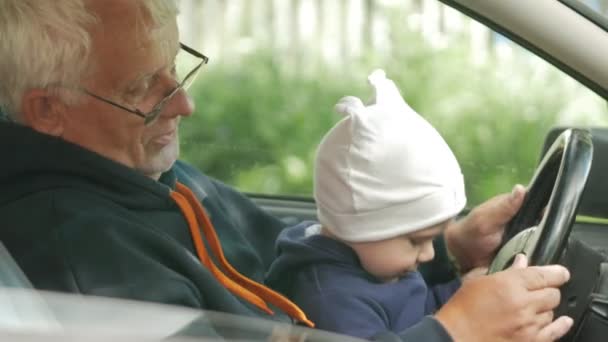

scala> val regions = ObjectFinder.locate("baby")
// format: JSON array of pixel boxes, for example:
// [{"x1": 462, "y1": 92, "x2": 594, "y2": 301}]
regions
[{"x1": 266, "y1": 70, "x2": 468, "y2": 339}]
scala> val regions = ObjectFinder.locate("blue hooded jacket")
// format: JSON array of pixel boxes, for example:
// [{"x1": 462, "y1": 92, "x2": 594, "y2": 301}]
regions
[{"x1": 266, "y1": 222, "x2": 460, "y2": 339}]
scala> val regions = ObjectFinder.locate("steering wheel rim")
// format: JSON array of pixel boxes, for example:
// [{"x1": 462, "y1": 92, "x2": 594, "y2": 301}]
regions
[{"x1": 488, "y1": 129, "x2": 593, "y2": 273}]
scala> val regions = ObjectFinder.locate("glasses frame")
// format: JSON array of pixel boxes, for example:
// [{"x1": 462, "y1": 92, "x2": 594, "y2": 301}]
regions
[{"x1": 83, "y1": 43, "x2": 208, "y2": 125}]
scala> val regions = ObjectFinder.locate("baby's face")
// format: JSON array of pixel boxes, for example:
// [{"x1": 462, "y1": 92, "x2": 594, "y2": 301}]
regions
[{"x1": 349, "y1": 221, "x2": 448, "y2": 283}]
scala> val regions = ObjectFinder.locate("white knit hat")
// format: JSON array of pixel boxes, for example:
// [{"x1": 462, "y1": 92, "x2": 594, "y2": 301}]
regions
[{"x1": 314, "y1": 70, "x2": 466, "y2": 242}]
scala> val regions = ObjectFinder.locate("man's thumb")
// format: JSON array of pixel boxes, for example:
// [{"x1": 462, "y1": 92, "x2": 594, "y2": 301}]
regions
[
  {"x1": 510, "y1": 184, "x2": 526, "y2": 205},
  {"x1": 511, "y1": 253, "x2": 528, "y2": 269}
]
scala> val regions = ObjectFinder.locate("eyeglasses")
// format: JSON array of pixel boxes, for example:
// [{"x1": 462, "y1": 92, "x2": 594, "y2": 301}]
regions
[{"x1": 83, "y1": 43, "x2": 208, "y2": 125}]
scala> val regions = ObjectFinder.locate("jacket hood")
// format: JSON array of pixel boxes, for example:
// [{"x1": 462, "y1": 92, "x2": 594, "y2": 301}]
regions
[
  {"x1": 0, "y1": 122, "x2": 175, "y2": 210},
  {"x1": 265, "y1": 221, "x2": 365, "y2": 293}
]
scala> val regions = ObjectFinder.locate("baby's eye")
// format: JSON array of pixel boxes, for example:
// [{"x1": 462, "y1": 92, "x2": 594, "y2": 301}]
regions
[{"x1": 411, "y1": 237, "x2": 429, "y2": 246}]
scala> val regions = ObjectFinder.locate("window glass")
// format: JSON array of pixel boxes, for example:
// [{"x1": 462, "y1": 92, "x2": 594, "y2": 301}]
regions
[
  {"x1": 178, "y1": 0, "x2": 608, "y2": 206},
  {"x1": 566, "y1": 0, "x2": 608, "y2": 25}
]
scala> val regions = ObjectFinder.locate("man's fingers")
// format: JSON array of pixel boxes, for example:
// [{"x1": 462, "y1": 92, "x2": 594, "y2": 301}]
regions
[
  {"x1": 511, "y1": 254, "x2": 528, "y2": 269},
  {"x1": 510, "y1": 184, "x2": 526, "y2": 206},
  {"x1": 534, "y1": 316, "x2": 573, "y2": 342},
  {"x1": 500, "y1": 184, "x2": 526, "y2": 222},
  {"x1": 502, "y1": 184, "x2": 526, "y2": 219},
  {"x1": 501, "y1": 183, "x2": 526, "y2": 217},
  {"x1": 520, "y1": 265, "x2": 570, "y2": 290},
  {"x1": 534, "y1": 310, "x2": 555, "y2": 329},
  {"x1": 529, "y1": 288, "x2": 561, "y2": 313},
  {"x1": 474, "y1": 184, "x2": 526, "y2": 235}
]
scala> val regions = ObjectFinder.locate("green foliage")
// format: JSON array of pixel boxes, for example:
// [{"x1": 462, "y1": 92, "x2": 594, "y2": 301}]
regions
[
  {"x1": 181, "y1": 54, "x2": 365, "y2": 196},
  {"x1": 180, "y1": 32, "x2": 591, "y2": 206}
]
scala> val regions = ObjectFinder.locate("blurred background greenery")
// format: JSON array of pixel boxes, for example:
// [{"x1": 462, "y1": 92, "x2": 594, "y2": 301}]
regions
[{"x1": 179, "y1": 1, "x2": 608, "y2": 206}]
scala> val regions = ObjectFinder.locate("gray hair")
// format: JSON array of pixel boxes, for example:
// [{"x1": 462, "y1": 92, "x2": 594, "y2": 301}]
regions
[{"x1": 0, "y1": 0, "x2": 179, "y2": 121}]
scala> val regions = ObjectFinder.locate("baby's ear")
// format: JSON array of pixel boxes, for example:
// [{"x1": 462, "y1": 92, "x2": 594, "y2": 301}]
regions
[{"x1": 334, "y1": 96, "x2": 365, "y2": 117}]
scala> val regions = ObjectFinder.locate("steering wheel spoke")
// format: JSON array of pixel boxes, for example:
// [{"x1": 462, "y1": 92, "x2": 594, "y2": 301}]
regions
[{"x1": 489, "y1": 226, "x2": 540, "y2": 272}]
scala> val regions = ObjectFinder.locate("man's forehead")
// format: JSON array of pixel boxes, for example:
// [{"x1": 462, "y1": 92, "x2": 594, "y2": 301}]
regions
[
  {"x1": 90, "y1": 0, "x2": 179, "y2": 55},
  {"x1": 86, "y1": 0, "x2": 179, "y2": 90},
  {"x1": 122, "y1": 35, "x2": 179, "y2": 90},
  {"x1": 88, "y1": 0, "x2": 178, "y2": 44},
  {"x1": 147, "y1": 24, "x2": 180, "y2": 55}
]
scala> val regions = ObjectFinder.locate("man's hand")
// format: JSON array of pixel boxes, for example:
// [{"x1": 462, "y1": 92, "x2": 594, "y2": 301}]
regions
[
  {"x1": 445, "y1": 184, "x2": 526, "y2": 272},
  {"x1": 460, "y1": 267, "x2": 488, "y2": 283},
  {"x1": 436, "y1": 255, "x2": 573, "y2": 342}
]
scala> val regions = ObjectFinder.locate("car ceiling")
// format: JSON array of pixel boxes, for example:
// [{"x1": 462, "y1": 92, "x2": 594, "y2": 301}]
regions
[{"x1": 440, "y1": 0, "x2": 608, "y2": 100}]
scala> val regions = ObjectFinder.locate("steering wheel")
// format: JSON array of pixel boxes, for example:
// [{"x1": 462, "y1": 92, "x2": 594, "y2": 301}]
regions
[{"x1": 488, "y1": 129, "x2": 593, "y2": 273}]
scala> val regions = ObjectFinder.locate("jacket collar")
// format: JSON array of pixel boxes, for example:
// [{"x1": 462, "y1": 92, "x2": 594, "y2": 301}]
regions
[{"x1": 0, "y1": 122, "x2": 175, "y2": 209}]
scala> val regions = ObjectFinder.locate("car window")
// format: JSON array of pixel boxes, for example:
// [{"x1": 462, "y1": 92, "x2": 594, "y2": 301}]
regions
[
  {"x1": 0, "y1": 288, "x2": 364, "y2": 341},
  {"x1": 563, "y1": 0, "x2": 608, "y2": 28},
  {"x1": 178, "y1": 1, "x2": 608, "y2": 207},
  {"x1": 0, "y1": 244, "x2": 60, "y2": 332}
]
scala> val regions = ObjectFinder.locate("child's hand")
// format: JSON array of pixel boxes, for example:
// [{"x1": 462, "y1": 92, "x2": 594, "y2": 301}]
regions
[{"x1": 461, "y1": 267, "x2": 488, "y2": 283}]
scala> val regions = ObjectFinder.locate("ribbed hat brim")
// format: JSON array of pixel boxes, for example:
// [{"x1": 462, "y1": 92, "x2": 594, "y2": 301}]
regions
[{"x1": 317, "y1": 184, "x2": 466, "y2": 242}]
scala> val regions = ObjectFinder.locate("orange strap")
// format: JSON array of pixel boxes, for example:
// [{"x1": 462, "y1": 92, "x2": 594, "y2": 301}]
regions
[
  {"x1": 170, "y1": 189, "x2": 272, "y2": 314},
  {"x1": 171, "y1": 182, "x2": 314, "y2": 328}
]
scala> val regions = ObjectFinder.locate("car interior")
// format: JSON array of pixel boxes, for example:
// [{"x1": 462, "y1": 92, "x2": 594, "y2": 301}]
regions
[
  {"x1": 254, "y1": 127, "x2": 608, "y2": 342},
  {"x1": 247, "y1": 1, "x2": 608, "y2": 341},
  {"x1": 2, "y1": 0, "x2": 608, "y2": 341}
]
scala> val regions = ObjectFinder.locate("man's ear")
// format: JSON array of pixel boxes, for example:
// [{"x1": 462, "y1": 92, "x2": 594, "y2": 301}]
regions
[{"x1": 20, "y1": 89, "x2": 65, "y2": 136}]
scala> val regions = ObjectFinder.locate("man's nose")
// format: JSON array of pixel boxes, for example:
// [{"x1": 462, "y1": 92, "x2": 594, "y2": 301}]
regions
[{"x1": 162, "y1": 87, "x2": 195, "y2": 119}]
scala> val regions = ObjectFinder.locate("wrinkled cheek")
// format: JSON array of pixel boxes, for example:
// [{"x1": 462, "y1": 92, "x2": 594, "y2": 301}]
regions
[{"x1": 125, "y1": 138, "x2": 147, "y2": 169}]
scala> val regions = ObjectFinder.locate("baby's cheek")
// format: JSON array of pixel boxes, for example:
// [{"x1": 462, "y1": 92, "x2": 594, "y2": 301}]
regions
[
  {"x1": 404, "y1": 252, "x2": 421, "y2": 269},
  {"x1": 388, "y1": 250, "x2": 418, "y2": 272}
]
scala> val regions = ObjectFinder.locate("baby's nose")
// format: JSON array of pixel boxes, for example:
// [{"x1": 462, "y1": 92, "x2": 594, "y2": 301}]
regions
[{"x1": 418, "y1": 244, "x2": 435, "y2": 263}]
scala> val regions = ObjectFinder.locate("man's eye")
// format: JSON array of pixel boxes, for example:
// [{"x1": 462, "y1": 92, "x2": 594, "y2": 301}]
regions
[
  {"x1": 126, "y1": 87, "x2": 145, "y2": 97},
  {"x1": 127, "y1": 87, "x2": 144, "y2": 97},
  {"x1": 122, "y1": 86, "x2": 148, "y2": 105}
]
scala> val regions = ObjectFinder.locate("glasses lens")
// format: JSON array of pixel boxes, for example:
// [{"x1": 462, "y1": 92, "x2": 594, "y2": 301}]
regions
[
  {"x1": 176, "y1": 49, "x2": 203, "y2": 90},
  {"x1": 143, "y1": 47, "x2": 205, "y2": 125}
]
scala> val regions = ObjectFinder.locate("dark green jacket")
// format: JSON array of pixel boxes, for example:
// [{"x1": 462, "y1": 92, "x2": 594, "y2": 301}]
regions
[
  {"x1": 0, "y1": 122, "x2": 453, "y2": 341},
  {"x1": 0, "y1": 122, "x2": 289, "y2": 322}
]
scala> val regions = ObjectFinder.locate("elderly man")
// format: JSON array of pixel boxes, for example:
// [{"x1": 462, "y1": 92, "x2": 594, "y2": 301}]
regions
[{"x1": 0, "y1": 1, "x2": 571, "y2": 341}]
